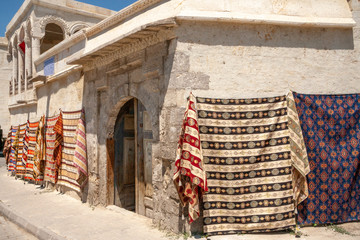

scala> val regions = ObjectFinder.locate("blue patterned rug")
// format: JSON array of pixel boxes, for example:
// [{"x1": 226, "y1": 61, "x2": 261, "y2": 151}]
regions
[{"x1": 294, "y1": 92, "x2": 360, "y2": 225}]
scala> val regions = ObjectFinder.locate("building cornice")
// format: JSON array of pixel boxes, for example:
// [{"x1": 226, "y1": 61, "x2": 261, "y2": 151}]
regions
[
  {"x1": 85, "y1": 0, "x2": 165, "y2": 38},
  {"x1": 6, "y1": 0, "x2": 115, "y2": 38},
  {"x1": 82, "y1": 29, "x2": 175, "y2": 70},
  {"x1": 176, "y1": 10, "x2": 356, "y2": 28}
]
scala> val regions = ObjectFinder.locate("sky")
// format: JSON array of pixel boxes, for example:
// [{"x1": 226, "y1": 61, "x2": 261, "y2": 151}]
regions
[{"x1": 0, "y1": 0, "x2": 138, "y2": 37}]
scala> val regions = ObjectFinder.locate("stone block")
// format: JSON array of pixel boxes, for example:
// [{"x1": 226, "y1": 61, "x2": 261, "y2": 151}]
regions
[
  {"x1": 145, "y1": 208, "x2": 154, "y2": 219},
  {"x1": 129, "y1": 67, "x2": 143, "y2": 83},
  {"x1": 169, "y1": 106, "x2": 186, "y2": 127},
  {"x1": 162, "y1": 89, "x2": 177, "y2": 107},
  {"x1": 144, "y1": 197, "x2": 154, "y2": 209},
  {"x1": 126, "y1": 49, "x2": 145, "y2": 63},
  {"x1": 146, "y1": 42, "x2": 167, "y2": 58},
  {"x1": 168, "y1": 71, "x2": 210, "y2": 90},
  {"x1": 170, "y1": 51, "x2": 190, "y2": 73},
  {"x1": 159, "y1": 142, "x2": 177, "y2": 160}
]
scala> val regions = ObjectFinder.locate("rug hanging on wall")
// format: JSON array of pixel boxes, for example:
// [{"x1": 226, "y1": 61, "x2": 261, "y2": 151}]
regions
[
  {"x1": 294, "y1": 92, "x2": 360, "y2": 225},
  {"x1": 7, "y1": 126, "x2": 18, "y2": 172},
  {"x1": 24, "y1": 121, "x2": 40, "y2": 181},
  {"x1": 175, "y1": 93, "x2": 310, "y2": 236},
  {"x1": 57, "y1": 109, "x2": 88, "y2": 192},
  {"x1": 33, "y1": 116, "x2": 46, "y2": 182},
  {"x1": 15, "y1": 123, "x2": 27, "y2": 178},
  {"x1": 44, "y1": 115, "x2": 59, "y2": 184}
]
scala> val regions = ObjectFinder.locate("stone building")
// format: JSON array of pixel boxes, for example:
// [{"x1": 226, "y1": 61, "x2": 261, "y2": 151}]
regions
[
  {"x1": 2, "y1": 0, "x2": 360, "y2": 234},
  {"x1": 0, "y1": 38, "x2": 12, "y2": 139}
]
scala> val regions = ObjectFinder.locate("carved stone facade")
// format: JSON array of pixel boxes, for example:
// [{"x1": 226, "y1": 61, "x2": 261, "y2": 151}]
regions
[
  {"x1": 5, "y1": 0, "x2": 114, "y2": 114},
  {"x1": 2, "y1": 0, "x2": 360, "y2": 235}
]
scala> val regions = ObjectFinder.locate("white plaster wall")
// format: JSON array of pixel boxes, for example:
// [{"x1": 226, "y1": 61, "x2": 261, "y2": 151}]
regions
[
  {"x1": 36, "y1": 71, "x2": 84, "y2": 117},
  {"x1": 180, "y1": 0, "x2": 352, "y2": 19},
  {"x1": 170, "y1": 21, "x2": 360, "y2": 102},
  {"x1": 0, "y1": 43, "x2": 12, "y2": 134},
  {"x1": 9, "y1": 71, "x2": 84, "y2": 126}
]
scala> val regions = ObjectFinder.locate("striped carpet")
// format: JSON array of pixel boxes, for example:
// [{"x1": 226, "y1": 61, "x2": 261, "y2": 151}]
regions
[
  {"x1": 24, "y1": 121, "x2": 40, "y2": 181},
  {"x1": 44, "y1": 115, "x2": 59, "y2": 184},
  {"x1": 33, "y1": 116, "x2": 46, "y2": 182},
  {"x1": 7, "y1": 126, "x2": 18, "y2": 172},
  {"x1": 15, "y1": 123, "x2": 27, "y2": 178},
  {"x1": 73, "y1": 110, "x2": 88, "y2": 189},
  {"x1": 57, "y1": 110, "x2": 85, "y2": 192},
  {"x1": 181, "y1": 93, "x2": 309, "y2": 236}
]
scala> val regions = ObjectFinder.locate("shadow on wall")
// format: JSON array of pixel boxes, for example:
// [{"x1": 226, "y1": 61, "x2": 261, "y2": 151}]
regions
[
  {"x1": 176, "y1": 21, "x2": 355, "y2": 50},
  {"x1": 9, "y1": 105, "x2": 37, "y2": 125}
]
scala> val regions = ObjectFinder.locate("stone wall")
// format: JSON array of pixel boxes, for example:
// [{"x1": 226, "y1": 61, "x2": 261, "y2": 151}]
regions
[
  {"x1": 82, "y1": 41, "x2": 169, "y2": 208},
  {"x1": 3, "y1": 1, "x2": 360, "y2": 236},
  {"x1": 0, "y1": 39, "x2": 12, "y2": 137},
  {"x1": 157, "y1": 7, "x2": 360, "y2": 235}
]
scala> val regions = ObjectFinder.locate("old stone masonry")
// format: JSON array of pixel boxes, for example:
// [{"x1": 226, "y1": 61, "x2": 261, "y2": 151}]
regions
[{"x1": 1, "y1": 0, "x2": 360, "y2": 237}]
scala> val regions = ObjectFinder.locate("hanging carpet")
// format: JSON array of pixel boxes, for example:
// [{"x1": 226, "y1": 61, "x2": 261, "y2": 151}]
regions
[
  {"x1": 57, "y1": 110, "x2": 88, "y2": 192},
  {"x1": 175, "y1": 93, "x2": 310, "y2": 236},
  {"x1": 44, "y1": 115, "x2": 59, "y2": 183},
  {"x1": 15, "y1": 123, "x2": 27, "y2": 178},
  {"x1": 5, "y1": 126, "x2": 17, "y2": 171},
  {"x1": 294, "y1": 92, "x2": 360, "y2": 225},
  {"x1": 24, "y1": 121, "x2": 40, "y2": 181},
  {"x1": 33, "y1": 116, "x2": 46, "y2": 182}
]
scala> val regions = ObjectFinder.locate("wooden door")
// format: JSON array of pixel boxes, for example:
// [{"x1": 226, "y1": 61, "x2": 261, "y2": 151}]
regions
[
  {"x1": 114, "y1": 99, "x2": 136, "y2": 211},
  {"x1": 135, "y1": 100, "x2": 154, "y2": 218},
  {"x1": 111, "y1": 98, "x2": 153, "y2": 217}
]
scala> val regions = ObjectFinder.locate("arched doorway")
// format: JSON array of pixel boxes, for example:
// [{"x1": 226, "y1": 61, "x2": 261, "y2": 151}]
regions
[{"x1": 109, "y1": 98, "x2": 154, "y2": 217}]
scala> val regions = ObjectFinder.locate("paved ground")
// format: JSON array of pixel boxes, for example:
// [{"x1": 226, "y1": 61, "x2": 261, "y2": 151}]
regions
[
  {"x1": 0, "y1": 157, "x2": 359, "y2": 240},
  {"x1": 0, "y1": 158, "x2": 173, "y2": 240},
  {"x1": 0, "y1": 215, "x2": 38, "y2": 240}
]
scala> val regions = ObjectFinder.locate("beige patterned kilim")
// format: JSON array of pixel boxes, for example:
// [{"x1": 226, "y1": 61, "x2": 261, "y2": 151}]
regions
[{"x1": 194, "y1": 93, "x2": 309, "y2": 236}]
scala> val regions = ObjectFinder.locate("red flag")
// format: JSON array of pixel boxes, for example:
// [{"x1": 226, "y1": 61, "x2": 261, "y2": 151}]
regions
[{"x1": 19, "y1": 41, "x2": 25, "y2": 54}]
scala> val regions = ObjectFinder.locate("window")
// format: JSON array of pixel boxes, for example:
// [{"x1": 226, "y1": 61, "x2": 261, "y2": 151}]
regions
[{"x1": 40, "y1": 23, "x2": 64, "y2": 54}]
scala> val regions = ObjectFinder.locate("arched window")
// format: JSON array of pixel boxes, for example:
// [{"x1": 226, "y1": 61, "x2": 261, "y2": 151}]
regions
[{"x1": 40, "y1": 23, "x2": 64, "y2": 54}]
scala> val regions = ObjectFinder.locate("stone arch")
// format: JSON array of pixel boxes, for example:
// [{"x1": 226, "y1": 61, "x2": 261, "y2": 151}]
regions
[
  {"x1": 105, "y1": 93, "x2": 156, "y2": 217},
  {"x1": 105, "y1": 92, "x2": 159, "y2": 142},
  {"x1": 39, "y1": 15, "x2": 70, "y2": 38},
  {"x1": 40, "y1": 22, "x2": 65, "y2": 54},
  {"x1": 69, "y1": 22, "x2": 90, "y2": 35}
]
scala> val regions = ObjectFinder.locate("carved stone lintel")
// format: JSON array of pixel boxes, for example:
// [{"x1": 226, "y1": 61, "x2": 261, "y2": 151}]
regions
[{"x1": 84, "y1": 29, "x2": 175, "y2": 70}]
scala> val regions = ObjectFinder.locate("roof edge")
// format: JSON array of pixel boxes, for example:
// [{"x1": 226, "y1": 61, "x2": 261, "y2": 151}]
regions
[
  {"x1": 85, "y1": 0, "x2": 165, "y2": 37},
  {"x1": 6, "y1": 0, "x2": 116, "y2": 38}
]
